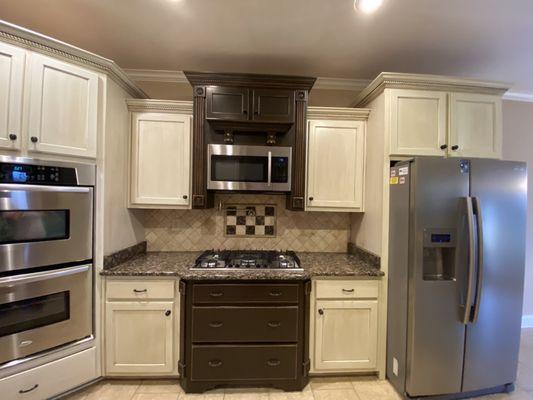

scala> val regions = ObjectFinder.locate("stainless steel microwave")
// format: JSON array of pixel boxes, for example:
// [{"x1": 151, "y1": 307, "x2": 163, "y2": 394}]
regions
[{"x1": 207, "y1": 144, "x2": 292, "y2": 191}]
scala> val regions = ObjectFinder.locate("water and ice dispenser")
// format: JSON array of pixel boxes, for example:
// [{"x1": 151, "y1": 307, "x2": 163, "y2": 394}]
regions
[{"x1": 422, "y1": 229, "x2": 457, "y2": 281}]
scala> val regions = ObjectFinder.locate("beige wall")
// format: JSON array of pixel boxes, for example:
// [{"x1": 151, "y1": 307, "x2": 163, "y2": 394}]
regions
[{"x1": 502, "y1": 99, "x2": 533, "y2": 316}]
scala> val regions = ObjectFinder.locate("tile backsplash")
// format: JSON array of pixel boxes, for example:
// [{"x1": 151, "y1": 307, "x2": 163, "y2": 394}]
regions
[{"x1": 138, "y1": 194, "x2": 350, "y2": 252}]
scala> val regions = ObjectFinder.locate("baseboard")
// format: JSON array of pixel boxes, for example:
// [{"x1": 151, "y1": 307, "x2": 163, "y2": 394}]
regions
[{"x1": 522, "y1": 315, "x2": 533, "y2": 328}]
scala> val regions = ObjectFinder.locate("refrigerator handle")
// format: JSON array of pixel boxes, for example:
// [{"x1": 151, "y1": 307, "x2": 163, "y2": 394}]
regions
[
  {"x1": 471, "y1": 197, "x2": 484, "y2": 323},
  {"x1": 462, "y1": 196, "x2": 476, "y2": 324}
]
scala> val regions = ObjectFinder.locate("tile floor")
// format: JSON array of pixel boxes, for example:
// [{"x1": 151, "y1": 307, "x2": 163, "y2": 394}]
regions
[{"x1": 64, "y1": 328, "x2": 533, "y2": 400}]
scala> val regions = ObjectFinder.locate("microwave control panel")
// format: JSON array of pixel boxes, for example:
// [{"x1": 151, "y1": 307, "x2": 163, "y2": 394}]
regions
[{"x1": 0, "y1": 162, "x2": 78, "y2": 185}]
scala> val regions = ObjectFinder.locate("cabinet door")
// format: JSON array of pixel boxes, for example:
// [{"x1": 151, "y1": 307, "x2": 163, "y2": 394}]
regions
[
  {"x1": 0, "y1": 42, "x2": 24, "y2": 150},
  {"x1": 252, "y1": 89, "x2": 294, "y2": 123},
  {"x1": 449, "y1": 93, "x2": 502, "y2": 159},
  {"x1": 27, "y1": 53, "x2": 98, "y2": 158},
  {"x1": 205, "y1": 86, "x2": 249, "y2": 121},
  {"x1": 307, "y1": 120, "x2": 365, "y2": 211},
  {"x1": 389, "y1": 89, "x2": 447, "y2": 156},
  {"x1": 130, "y1": 113, "x2": 191, "y2": 207},
  {"x1": 314, "y1": 300, "x2": 378, "y2": 371},
  {"x1": 105, "y1": 302, "x2": 174, "y2": 374}
]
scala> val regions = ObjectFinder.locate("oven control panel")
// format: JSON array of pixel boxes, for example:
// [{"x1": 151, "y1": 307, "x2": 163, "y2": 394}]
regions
[{"x1": 0, "y1": 163, "x2": 78, "y2": 185}]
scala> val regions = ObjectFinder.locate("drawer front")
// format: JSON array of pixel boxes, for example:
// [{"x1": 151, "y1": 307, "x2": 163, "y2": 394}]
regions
[
  {"x1": 192, "y1": 306, "x2": 298, "y2": 343},
  {"x1": 106, "y1": 280, "x2": 175, "y2": 300},
  {"x1": 192, "y1": 283, "x2": 299, "y2": 304},
  {"x1": 191, "y1": 344, "x2": 297, "y2": 381},
  {"x1": 315, "y1": 280, "x2": 379, "y2": 299}
]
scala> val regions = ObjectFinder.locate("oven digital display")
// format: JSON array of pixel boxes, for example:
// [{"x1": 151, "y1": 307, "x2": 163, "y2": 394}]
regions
[
  {"x1": 12, "y1": 170, "x2": 28, "y2": 182},
  {"x1": 431, "y1": 234, "x2": 451, "y2": 243}
]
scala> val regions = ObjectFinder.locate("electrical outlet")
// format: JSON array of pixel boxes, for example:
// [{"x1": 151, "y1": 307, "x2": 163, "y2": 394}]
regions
[{"x1": 393, "y1": 357, "x2": 399, "y2": 376}]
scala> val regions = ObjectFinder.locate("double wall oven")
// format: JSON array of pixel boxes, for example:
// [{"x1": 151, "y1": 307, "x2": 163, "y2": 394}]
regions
[{"x1": 0, "y1": 157, "x2": 95, "y2": 367}]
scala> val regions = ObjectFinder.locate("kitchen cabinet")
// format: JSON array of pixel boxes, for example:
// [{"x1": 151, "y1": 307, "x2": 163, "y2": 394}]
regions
[
  {"x1": 206, "y1": 86, "x2": 249, "y2": 121},
  {"x1": 306, "y1": 108, "x2": 369, "y2": 212},
  {"x1": 26, "y1": 53, "x2": 99, "y2": 158},
  {"x1": 252, "y1": 88, "x2": 295, "y2": 123},
  {"x1": 0, "y1": 41, "x2": 25, "y2": 150},
  {"x1": 310, "y1": 279, "x2": 379, "y2": 373},
  {"x1": 104, "y1": 278, "x2": 179, "y2": 375},
  {"x1": 127, "y1": 100, "x2": 192, "y2": 208}
]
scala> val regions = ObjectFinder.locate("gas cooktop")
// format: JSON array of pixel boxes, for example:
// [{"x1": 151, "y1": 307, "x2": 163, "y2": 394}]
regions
[{"x1": 192, "y1": 250, "x2": 302, "y2": 271}]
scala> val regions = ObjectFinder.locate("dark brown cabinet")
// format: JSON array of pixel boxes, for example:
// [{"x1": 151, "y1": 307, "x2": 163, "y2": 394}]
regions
[
  {"x1": 206, "y1": 86, "x2": 249, "y2": 121},
  {"x1": 252, "y1": 89, "x2": 295, "y2": 123}
]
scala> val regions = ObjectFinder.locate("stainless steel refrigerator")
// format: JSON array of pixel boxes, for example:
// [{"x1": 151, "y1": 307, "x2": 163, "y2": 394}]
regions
[{"x1": 387, "y1": 157, "x2": 527, "y2": 399}]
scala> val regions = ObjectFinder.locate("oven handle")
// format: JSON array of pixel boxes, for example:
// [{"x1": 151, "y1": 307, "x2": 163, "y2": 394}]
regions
[
  {"x1": 0, "y1": 265, "x2": 90, "y2": 287},
  {"x1": 267, "y1": 151, "x2": 272, "y2": 187},
  {"x1": 0, "y1": 184, "x2": 91, "y2": 193}
]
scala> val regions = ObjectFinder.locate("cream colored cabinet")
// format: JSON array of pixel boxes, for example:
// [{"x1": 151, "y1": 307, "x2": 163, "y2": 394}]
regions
[
  {"x1": 128, "y1": 105, "x2": 192, "y2": 208},
  {"x1": 26, "y1": 53, "x2": 99, "y2": 158},
  {"x1": 306, "y1": 108, "x2": 369, "y2": 212},
  {"x1": 310, "y1": 279, "x2": 379, "y2": 373},
  {"x1": 0, "y1": 42, "x2": 25, "y2": 150},
  {"x1": 389, "y1": 89, "x2": 448, "y2": 156},
  {"x1": 449, "y1": 93, "x2": 502, "y2": 159},
  {"x1": 105, "y1": 301, "x2": 175, "y2": 374}
]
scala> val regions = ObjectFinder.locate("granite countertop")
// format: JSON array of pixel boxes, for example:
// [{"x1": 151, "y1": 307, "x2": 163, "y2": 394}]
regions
[{"x1": 100, "y1": 251, "x2": 384, "y2": 280}]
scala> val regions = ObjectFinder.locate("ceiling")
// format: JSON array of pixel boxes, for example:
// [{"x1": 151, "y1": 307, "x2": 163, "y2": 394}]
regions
[{"x1": 1, "y1": 0, "x2": 533, "y2": 94}]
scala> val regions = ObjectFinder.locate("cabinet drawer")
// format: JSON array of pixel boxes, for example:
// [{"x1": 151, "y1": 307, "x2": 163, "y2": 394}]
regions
[
  {"x1": 192, "y1": 306, "x2": 298, "y2": 343},
  {"x1": 315, "y1": 280, "x2": 378, "y2": 299},
  {"x1": 192, "y1": 283, "x2": 299, "y2": 304},
  {"x1": 0, "y1": 348, "x2": 96, "y2": 400},
  {"x1": 191, "y1": 344, "x2": 297, "y2": 381},
  {"x1": 106, "y1": 280, "x2": 175, "y2": 300}
]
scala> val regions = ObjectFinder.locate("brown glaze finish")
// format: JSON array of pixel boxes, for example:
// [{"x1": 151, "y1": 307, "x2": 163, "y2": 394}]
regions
[
  {"x1": 180, "y1": 279, "x2": 310, "y2": 393},
  {"x1": 191, "y1": 306, "x2": 298, "y2": 343},
  {"x1": 205, "y1": 86, "x2": 249, "y2": 121},
  {"x1": 192, "y1": 283, "x2": 299, "y2": 304}
]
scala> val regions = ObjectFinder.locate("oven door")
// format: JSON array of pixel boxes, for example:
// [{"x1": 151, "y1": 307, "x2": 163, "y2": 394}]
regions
[
  {"x1": 0, "y1": 264, "x2": 92, "y2": 365},
  {"x1": 0, "y1": 184, "x2": 93, "y2": 274},
  {"x1": 207, "y1": 144, "x2": 291, "y2": 191}
]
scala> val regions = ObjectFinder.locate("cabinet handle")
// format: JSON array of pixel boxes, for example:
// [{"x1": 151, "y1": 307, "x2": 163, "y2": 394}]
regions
[
  {"x1": 451, "y1": 145, "x2": 459, "y2": 150},
  {"x1": 165, "y1": 310, "x2": 171, "y2": 316},
  {"x1": 267, "y1": 321, "x2": 281, "y2": 328},
  {"x1": 9, "y1": 133, "x2": 17, "y2": 141},
  {"x1": 342, "y1": 288, "x2": 355, "y2": 293},
  {"x1": 269, "y1": 290, "x2": 282, "y2": 297},
  {"x1": 19, "y1": 384, "x2": 39, "y2": 394},
  {"x1": 267, "y1": 359, "x2": 281, "y2": 367},
  {"x1": 209, "y1": 291, "x2": 223, "y2": 298},
  {"x1": 183, "y1": 195, "x2": 188, "y2": 199},
  {"x1": 30, "y1": 136, "x2": 38, "y2": 143},
  {"x1": 309, "y1": 197, "x2": 314, "y2": 201},
  {"x1": 440, "y1": 144, "x2": 448, "y2": 150},
  {"x1": 133, "y1": 289, "x2": 147, "y2": 293},
  {"x1": 208, "y1": 359, "x2": 222, "y2": 368},
  {"x1": 209, "y1": 321, "x2": 223, "y2": 328},
  {"x1": 318, "y1": 309, "x2": 324, "y2": 315}
]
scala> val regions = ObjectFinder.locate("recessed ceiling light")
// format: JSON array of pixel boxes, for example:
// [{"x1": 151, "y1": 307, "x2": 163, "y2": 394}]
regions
[{"x1": 354, "y1": 0, "x2": 384, "y2": 13}]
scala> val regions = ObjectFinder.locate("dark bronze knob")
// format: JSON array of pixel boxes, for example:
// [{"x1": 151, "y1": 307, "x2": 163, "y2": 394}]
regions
[
  {"x1": 9, "y1": 133, "x2": 17, "y2": 141},
  {"x1": 440, "y1": 144, "x2": 448, "y2": 150},
  {"x1": 183, "y1": 195, "x2": 188, "y2": 199},
  {"x1": 30, "y1": 136, "x2": 38, "y2": 143},
  {"x1": 267, "y1": 321, "x2": 281, "y2": 328},
  {"x1": 209, "y1": 291, "x2": 223, "y2": 298},
  {"x1": 309, "y1": 197, "x2": 314, "y2": 201},
  {"x1": 208, "y1": 359, "x2": 222, "y2": 368},
  {"x1": 165, "y1": 310, "x2": 171, "y2": 316},
  {"x1": 267, "y1": 359, "x2": 281, "y2": 367},
  {"x1": 451, "y1": 145, "x2": 459, "y2": 150},
  {"x1": 269, "y1": 290, "x2": 282, "y2": 297},
  {"x1": 318, "y1": 309, "x2": 324, "y2": 315}
]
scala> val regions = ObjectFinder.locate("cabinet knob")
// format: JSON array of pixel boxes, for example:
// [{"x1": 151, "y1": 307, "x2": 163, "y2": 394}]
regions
[
  {"x1": 8, "y1": 133, "x2": 17, "y2": 141},
  {"x1": 308, "y1": 197, "x2": 314, "y2": 201},
  {"x1": 30, "y1": 136, "x2": 38, "y2": 143},
  {"x1": 440, "y1": 144, "x2": 448, "y2": 150},
  {"x1": 451, "y1": 145, "x2": 459, "y2": 151},
  {"x1": 183, "y1": 195, "x2": 188, "y2": 199},
  {"x1": 165, "y1": 310, "x2": 171, "y2": 316},
  {"x1": 318, "y1": 309, "x2": 324, "y2": 315}
]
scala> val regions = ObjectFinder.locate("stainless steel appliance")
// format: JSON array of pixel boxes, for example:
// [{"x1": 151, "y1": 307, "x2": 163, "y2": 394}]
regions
[
  {"x1": 387, "y1": 157, "x2": 527, "y2": 399},
  {"x1": 207, "y1": 144, "x2": 291, "y2": 191},
  {"x1": 192, "y1": 250, "x2": 302, "y2": 270},
  {"x1": 0, "y1": 157, "x2": 95, "y2": 366}
]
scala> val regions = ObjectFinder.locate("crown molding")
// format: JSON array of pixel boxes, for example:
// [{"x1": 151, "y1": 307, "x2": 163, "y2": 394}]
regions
[
  {"x1": 307, "y1": 106, "x2": 370, "y2": 120},
  {"x1": 353, "y1": 72, "x2": 512, "y2": 107},
  {"x1": 314, "y1": 77, "x2": 370, "y2": 91},
  {"x1": 503, "y1": 91, "x2": 533, "y2": 103},
  {"x1": 0, "y1": 19, "x2": 147, "y2": 99},
  {"x1": 123, "y1": 69, "x2": 189, "y2": 84},
  {"x1": 126, "y1": 99, "x2": 193, "y2": 114}
]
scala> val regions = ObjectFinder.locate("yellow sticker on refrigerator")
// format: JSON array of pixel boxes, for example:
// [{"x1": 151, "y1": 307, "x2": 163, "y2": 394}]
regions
[{"x1": 390, "y1": 176, "x2": 399, "y2": 185}]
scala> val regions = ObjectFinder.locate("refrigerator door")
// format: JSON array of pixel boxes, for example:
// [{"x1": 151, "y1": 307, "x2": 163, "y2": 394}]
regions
[
  {"x1": 462, "y1": 159, "x2": 527, "y2": 392},
  {"x1": 406, "y1": 157, "x2": 469, "y2": 396}
]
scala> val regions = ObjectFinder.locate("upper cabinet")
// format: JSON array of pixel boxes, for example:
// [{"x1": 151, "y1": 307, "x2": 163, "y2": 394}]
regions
[
  {"x1": 0, "y1": 42, "x2": 25, "y2": 150},
  {"x1": 354, "y1": 73, "x2": 509, "y2": 159},
  {"x1": 206, "y1": 86, "x2": 249, "y2": 121},
  {"x1": 127, "y1": 100, "x2": 192, "y2": 209},
  {"x1": 306, "y1": 108, "x2": 369, "y2": 213},
  {"x1": 252, "y1": 89, "x2": 295, "y2": 123},
  {"x1": 27, "y1": 53, "x2": 99, "y2": 158}
]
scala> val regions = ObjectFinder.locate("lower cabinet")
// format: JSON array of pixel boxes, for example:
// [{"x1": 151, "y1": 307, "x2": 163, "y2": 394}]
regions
[
  {"x1": 310, "y1": 279, "x2": 379, "y2": 373},
  {"x1": 104, "y1": 279, "x2": 178, "y2": 376}
]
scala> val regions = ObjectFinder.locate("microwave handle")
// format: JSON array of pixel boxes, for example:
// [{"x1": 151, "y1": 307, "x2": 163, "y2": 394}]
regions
[
  {"x1": 267, "y1": 151, "x2": 272, "y2": 187},
  {"x1": 0, "y1": 184, "x2": 91, "y2": 193},
  {"x1": 0, "y1": 265, "x2": 90, "y2": 287}
]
